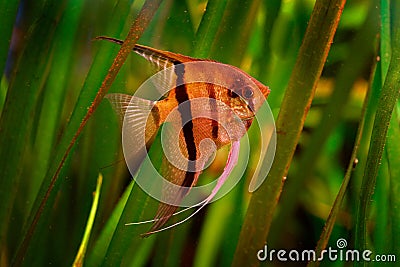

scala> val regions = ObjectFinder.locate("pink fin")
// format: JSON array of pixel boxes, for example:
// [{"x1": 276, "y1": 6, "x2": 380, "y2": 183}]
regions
[{"x1": 204, "y1": 140, "x2": 240, "y2": 203}]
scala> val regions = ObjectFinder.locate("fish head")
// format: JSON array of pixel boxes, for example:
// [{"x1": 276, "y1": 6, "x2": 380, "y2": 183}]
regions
[
  {"x1": 179, "y1": 60, "x2": 270, "y2": 123},
  {"x1": 224, "y1": 69, "x2": 270, "y2": 122}
]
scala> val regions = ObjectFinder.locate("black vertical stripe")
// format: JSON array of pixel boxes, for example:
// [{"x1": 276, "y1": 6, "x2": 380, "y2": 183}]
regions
[
  {"x1": 151, "y1": 105, "x2": 160, "y2": 127},
  {"x1": 145, "y1": 105, "x2": 161, "y2": 151},
  {"x1": 174, "y1": 63, "x2": 197, "y2": 188},
  {"x1": 207, "y1": 83, "x2": 219, "y2": 139}
]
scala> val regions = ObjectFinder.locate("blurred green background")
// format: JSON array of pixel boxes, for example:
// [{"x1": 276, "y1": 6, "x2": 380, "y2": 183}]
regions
[{"x1": 0, "y1": 0, "x2": 399, "y2": 266}]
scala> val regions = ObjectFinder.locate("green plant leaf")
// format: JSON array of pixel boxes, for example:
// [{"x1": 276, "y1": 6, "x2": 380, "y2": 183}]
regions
[
  {"x1": 355, "y1": 1, "x2": 400, "y2": 264},
  {"x1": 0, "y1": 1, "x2": 67, "y2": 264},
  {"x1": 233, "y1": 0, "x2": 346, "y2": 265},
  {"x1": 11, "y1": 0, "x2": 163, "y2": 265},
  {"x1": 0, "y1": 0, "x2": 20, "y2": 75},
  {"x1": 387, "y1": 107, "x2": 400, "y2": 258},
  {"x1": 273, "y1": 0, "x2": 379, "y2": 249},
  {"x1": 73, "y1": 173, "x2": 103, "y2": 267}
]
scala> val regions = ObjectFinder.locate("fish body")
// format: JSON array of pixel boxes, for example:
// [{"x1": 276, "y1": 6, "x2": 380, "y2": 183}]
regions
[{"x1": 99, "y1": 37, "x2": 270, "y2": 235}]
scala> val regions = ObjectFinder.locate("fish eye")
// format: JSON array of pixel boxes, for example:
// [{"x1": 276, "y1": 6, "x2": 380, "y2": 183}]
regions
[{"x1": 242, "y1": 86, "x2": 254, "y2": 98}]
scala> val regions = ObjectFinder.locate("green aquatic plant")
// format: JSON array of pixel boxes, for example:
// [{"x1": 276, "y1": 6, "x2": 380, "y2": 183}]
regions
[{"x1": 0, "y1": 0, "x2": 398, "y2": 266}]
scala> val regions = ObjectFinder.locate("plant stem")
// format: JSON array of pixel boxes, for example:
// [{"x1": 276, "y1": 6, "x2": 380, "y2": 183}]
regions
[
  {"x1": 306, "y1": 58, "x2": 377, "y2": 267},
  {"x1": 355, "y1": 1, "x2": 400, "y2": 265},
  {"x1": 232, "y1": 0, "x2": 346, "y2": 266},
  {"x1": 11, "y1": 1, "x2": 163, "y2": 265},
  {"x1": 192, "y1": 0, "x2": 228, "y2": 58},
  {"x1": 273, "y1": 0, "x2": 379, "y2": 246}
]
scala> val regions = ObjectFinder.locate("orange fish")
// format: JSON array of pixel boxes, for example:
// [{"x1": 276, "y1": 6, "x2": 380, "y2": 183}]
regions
[{"x1": 98, "y1": 37, "x2": 270, "y2": 235}]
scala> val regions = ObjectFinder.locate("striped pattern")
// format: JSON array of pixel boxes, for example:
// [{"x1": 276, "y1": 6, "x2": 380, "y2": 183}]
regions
[
  {"x1": 207, "y1": 83, "x2": 219, "y2": 139},
  {"x1": 133, "y1": 45, "x2": 176, "y2": 70},
  {"x1": 99, "y1": 36, "x2": 270, "y2": 235},
  {"x1": 173, "y1": 63, "x2": 197, "y2": 189}
]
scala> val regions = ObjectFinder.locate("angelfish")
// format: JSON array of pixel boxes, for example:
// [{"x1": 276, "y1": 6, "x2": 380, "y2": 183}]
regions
[{"x1": 98, "y1": 37, "x2": 270, "y2": 236}]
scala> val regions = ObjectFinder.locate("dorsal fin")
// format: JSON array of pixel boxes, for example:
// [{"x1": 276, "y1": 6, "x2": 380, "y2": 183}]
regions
[
  {"x1": 133, "y1": 43, "x2": 199, "y2": 66},
  {"x1": 95, "y1": 36, "x2": 201, "y2": 69}
]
